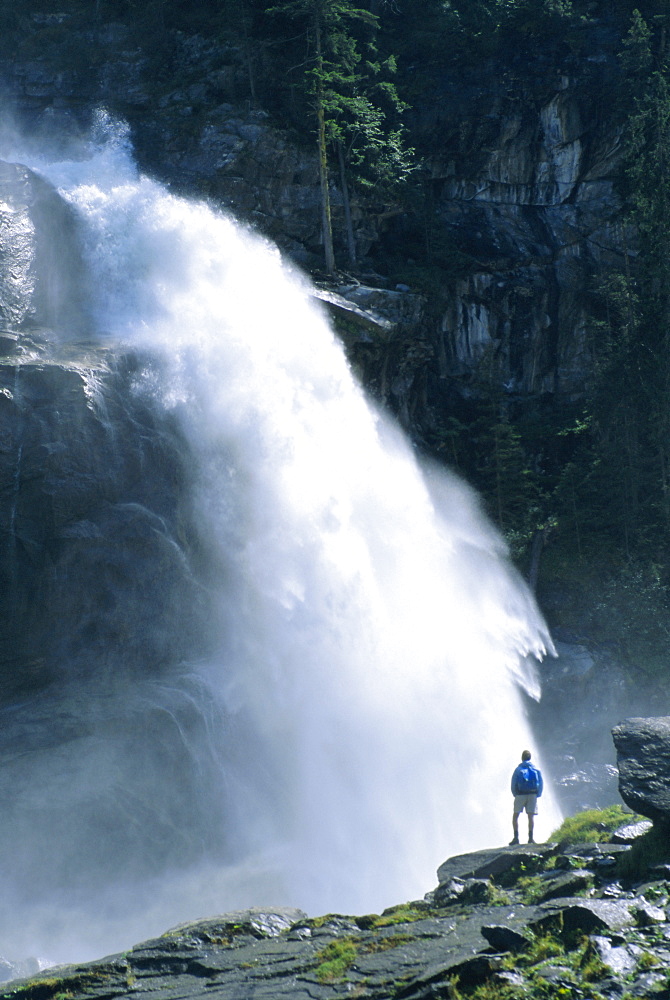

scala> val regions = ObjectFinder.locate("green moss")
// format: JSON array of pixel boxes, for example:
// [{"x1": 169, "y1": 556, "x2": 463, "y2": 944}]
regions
[
  {"x1": 636, "y1": 950, "x2": 660, "y2": 971},
  {"x1": 314, "y1": 938, "x2": 358, "y2": 983},
  {"x1": 364, "y1": 934, "x2": 415, "y2": 953},
  {"x1": 578, "y1": 941, "x2": 609, "y2": 982},
  {"x1": 496, "y1": 854, "x2": 546, "y2": 888},
  {"x1": 304, "y1": 913, "x2": 348, "y2": 929},
  {"x1": 517, "y1": 874, "x2": 549, "y2": 904},
  {"x1": 549, "y1": 804, "x2": 640, "y2": 844},
  {"x1": 1, "y1": 983, "x2": 65, "y2": 1000},
  {"x1": 372, "y1": 904, "x2": 431, "y2": 927}
]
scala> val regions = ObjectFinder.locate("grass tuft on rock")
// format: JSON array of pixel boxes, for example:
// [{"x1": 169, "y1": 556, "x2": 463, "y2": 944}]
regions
[
  {"x1": 549, "y1": 804, "x2": 640, "y2": 844},
  {"x1": 314, "y1": 938, "x2": 358, "y2": 982}
]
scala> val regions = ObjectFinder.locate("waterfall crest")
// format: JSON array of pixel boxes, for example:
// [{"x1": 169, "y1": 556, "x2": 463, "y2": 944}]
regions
[{"x1": 1, "y1": 117, "x2": 560, "y2": 965}]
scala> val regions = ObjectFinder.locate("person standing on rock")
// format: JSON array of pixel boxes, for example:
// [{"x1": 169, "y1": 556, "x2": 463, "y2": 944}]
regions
[{"x1": 510, "y1": 750, "x2": 543, "y2": 845}]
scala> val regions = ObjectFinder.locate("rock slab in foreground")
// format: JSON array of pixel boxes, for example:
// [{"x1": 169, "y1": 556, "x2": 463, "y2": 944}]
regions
[
  {"x1": 612, "y1": 716, "x2": 670, "y2": 825},
  {"x1": 5, "y1": 832, "x2": 670, "y2": 1000}
]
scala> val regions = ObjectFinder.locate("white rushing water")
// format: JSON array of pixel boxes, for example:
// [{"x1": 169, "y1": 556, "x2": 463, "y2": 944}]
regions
[{"x1": 6, "y1": 114, "x2": 560, "y2": 964}]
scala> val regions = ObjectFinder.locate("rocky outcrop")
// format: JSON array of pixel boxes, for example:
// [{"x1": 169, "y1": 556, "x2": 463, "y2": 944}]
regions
[
  {"x1": 2, "y1": 826, "x2": 669, "y2": 1000},
  {"x1": 612, "y1": 717, "x2": 670, "y2": 826},
  {"x1": 423, "y1": 97, "x2": 620, "y2": 407}
]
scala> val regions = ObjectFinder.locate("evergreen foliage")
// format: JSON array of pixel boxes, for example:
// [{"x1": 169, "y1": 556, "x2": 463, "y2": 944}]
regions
[{"x1": 266, "y1": 0, "x2": 413, "y2": 269}]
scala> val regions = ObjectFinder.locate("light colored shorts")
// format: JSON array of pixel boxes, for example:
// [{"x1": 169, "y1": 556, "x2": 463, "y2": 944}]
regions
[{"x1": 513, "y1": 794, "x2": 538, "y2": 815}]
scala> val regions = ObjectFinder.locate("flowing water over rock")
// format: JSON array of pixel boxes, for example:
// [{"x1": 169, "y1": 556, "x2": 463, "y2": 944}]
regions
[{"x1": 0, "y1": 116, "x2": 559, "y2": 967}]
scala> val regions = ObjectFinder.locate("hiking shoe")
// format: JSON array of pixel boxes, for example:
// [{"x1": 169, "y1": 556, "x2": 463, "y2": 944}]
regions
[
  {"x1": 528, "y1": 837, "x2": 535, "y2": 844},
  {"x1": 509, "y1": 837, "x2": 519, "y2": 845}
]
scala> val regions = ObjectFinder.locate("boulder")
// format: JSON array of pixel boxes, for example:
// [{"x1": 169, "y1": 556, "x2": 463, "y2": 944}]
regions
[
  {"x1": 436, "y1": 845, "x2": 557, "y2": 887},
  {"x1": 395, "y1": 954, "x2": 501, "y2": 996},
  {"x1": 612, "y1": 718, "x2": 670, "y2": 825},
  {"x1": 534, "y1": 869, "x2": 593, "y2": 903},
  {"x1": 611, "y1": 820, "x2": 653, "y2": 844},
  {"x1": 532, "y1": 898, "x2": 634, "y2": 936},
  {"x1": 480, "y1": 924, "x2": 530, "y2": 953},
  {"x1": 589, "y1": 935, "x2": 639, "y2": 976},
  {"x1": 433, "y1": 877, "x2": 494, "y2": 907},
  {"x1": 632, "y1": 902, "x2": 666, "y2": 927}
]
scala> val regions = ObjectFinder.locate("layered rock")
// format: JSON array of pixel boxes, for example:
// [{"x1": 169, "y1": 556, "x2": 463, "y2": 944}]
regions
[
  {"x1": 2, "y1": 826, "x2": 669, "y2": 1000},
  {"x1": 407, "y1": 73, "x2": 624, "y2": 406},
  {"x1": 612, "y1": 717, "x2": 670, "y2": 826}
]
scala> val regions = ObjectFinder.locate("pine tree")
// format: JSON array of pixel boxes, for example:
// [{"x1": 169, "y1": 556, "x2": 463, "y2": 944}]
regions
[{"x1": 267, "y1": 0, "x2": 411, "y2": 272}]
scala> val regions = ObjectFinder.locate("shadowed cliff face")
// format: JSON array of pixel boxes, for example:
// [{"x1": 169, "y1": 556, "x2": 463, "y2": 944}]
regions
[
  {"x1": 0, "y1": 342, "x2": 229, "y2": 890},
  {"x1": 0, "y1": 161, "x2": 228, "y2": 900},
  {"x1": 383, "y1": 73, "x2": 624, "y2": 405},
  {"x1": 0, "y1": 20, "x2": 626, "y2": 419}
]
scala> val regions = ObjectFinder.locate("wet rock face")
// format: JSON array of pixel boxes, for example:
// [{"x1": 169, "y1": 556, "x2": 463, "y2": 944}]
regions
[
  {"x1": 0, "y1": 161, "x2": 245, "y2": 908},
  {"x1": 0, "y1": 161, "x2": 89, "y2": 334},
  {"x1": 612, "y1": 717, "x2": 670, "y2": 825},
  {"x1": 0, "y1": 346, "x2": 201, "y2": 692},
  {"x1": 0, "y1": 342, "x2": 228, "y2": 893},
  {"x1": 0, "y1": 159, "x2": 223, "y2": 889}
]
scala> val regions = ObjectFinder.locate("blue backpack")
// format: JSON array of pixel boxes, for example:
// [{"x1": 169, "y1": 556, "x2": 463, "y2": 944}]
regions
[{"x1": 516, "y1": 764, "x2": 539, "y2": 794}]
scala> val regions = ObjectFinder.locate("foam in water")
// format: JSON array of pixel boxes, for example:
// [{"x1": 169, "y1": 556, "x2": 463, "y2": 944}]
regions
[{"x1": 3, "y1": 113, "x2": 560, "y2": 965}]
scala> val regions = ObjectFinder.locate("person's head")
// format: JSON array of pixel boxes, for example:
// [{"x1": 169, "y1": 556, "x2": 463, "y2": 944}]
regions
[{"x1": 521, "y1": 750, "x2": 531, "y2": 761}]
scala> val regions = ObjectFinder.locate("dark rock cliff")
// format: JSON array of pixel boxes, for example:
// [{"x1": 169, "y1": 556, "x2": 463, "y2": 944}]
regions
[
  {"x1": 0, "y1": 337, "x2": 233, "y2": 892},
  {"x1": 0, "y1": 163, "x2": 229, "y2": 890},
  {"x1": 0, "y1": 13, "x2": 628, "y2": 430}
]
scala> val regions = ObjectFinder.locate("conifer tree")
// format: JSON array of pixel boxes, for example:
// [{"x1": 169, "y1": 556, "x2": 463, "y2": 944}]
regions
[{"x1": 267, "y1": 0, "x2": 411, "y2": 272}]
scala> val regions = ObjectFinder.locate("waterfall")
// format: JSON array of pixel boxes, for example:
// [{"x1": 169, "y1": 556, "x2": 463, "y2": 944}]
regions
[{"x1": 1, "y1": 115, "x2": 560, "y2": 966}]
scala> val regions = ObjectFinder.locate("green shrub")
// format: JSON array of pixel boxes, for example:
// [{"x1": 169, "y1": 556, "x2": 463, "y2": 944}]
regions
[{"x1": 517, "y1": 931, "x2": 566, "y2": 967}]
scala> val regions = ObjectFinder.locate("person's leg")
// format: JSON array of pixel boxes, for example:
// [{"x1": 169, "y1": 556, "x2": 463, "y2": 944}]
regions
[
  {"x1": 510, "y1": 809, "x2": 520, "y2": 845},
  {"x1": 527, "y1": 794, "x2": 538, "y2": 843}
]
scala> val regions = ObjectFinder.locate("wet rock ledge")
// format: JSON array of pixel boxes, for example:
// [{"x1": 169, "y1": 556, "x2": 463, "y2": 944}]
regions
[{"x1": 4, "y1": 717, "x2": 670, "y2": 1000}]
